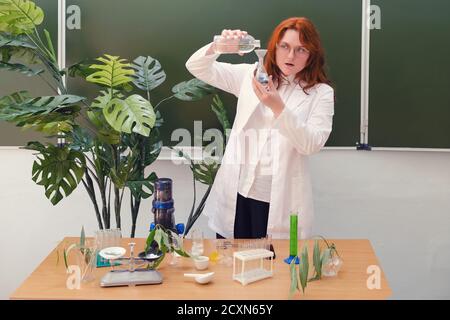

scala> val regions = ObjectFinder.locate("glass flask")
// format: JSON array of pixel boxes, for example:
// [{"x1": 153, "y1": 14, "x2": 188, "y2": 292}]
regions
[
  {"x1": 254, "y1": 49, "x2": 269, "y2": 84},
  {"x1": 213, "y1": 34, "x2": 261, "y2": 54}
]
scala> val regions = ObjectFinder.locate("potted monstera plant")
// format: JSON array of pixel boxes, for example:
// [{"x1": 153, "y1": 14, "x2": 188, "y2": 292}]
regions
[{"x1": 0, "y1": 0, "x2": 221, "y2": 237}]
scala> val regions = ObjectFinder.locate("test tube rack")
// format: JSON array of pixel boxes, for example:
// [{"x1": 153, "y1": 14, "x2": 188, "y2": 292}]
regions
[{"x1": 232, "y1": 249, "x2": 274, "y2": 286}]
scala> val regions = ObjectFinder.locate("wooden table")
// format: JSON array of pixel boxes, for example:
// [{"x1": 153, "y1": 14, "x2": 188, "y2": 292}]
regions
[{"x1": 10, "y1": 237, "x2": 391, "y2": 300}]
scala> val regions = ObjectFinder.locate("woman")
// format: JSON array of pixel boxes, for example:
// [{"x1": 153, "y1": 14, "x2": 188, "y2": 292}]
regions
[{"x1": 185, "y1": 17, "x2": 334, "y2": 239}]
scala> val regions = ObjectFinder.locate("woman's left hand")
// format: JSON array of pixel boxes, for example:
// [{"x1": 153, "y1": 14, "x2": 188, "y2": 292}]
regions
[{"x1": 252, "y1": 75, "x2": 285, "y2": 117}]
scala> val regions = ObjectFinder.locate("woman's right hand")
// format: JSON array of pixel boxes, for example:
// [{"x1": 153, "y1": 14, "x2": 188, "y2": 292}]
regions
[{"x1": 212, "y1": 29, "x2": 248, "y2": 56}]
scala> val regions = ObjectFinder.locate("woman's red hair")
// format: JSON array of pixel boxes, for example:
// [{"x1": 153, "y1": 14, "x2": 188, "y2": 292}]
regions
[{"x1": 265, "y1": 17, "x2": 332, "y2": 93}]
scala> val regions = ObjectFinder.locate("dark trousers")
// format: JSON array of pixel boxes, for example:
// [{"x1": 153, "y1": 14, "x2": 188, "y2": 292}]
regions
[{"x1": 216, "y1": 193, "x2": 270, "y2": 239}]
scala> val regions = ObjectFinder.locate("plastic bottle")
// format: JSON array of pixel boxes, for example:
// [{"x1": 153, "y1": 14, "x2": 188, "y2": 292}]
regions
[{"x1": 213, "y1": 34, "x2": 261, "y2": 54}]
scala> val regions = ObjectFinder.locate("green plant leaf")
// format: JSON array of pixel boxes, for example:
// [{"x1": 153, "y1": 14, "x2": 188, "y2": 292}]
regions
[
  {"x1": 299, "y1": 243, "x2": 309, "y2": 293},
  {"x1": 161, "y1": 231, "x2": 170, "y2": 250},
  {"x1": 91, "y1": 89, "x2": 123, "y2": 109},
  {"x1": 154, "y1": 110, "x2": 163, "y2": 128},
  {"x1": 0, "y1": 0, "x2": 44, "y2": 34},
  {"x1": 154, "y1": 228, "x2": 162, "y2": 250},
  {"x1": 63, "y1": 243, "x2": 77, "y2": 270},
  {"x1": 151, "y1": 251, "x2": 165, "y2": 270},
  {"x1": 289, "y1": 258, "x2": 298, "y2": 299},
  {"x1": 313, "y1": 239, "x2": 322, "y2": 279},
  {"x1": 0, "y1": 61, "x2": 43, "y2": 76},
  {"x1": 0, "y1": 90, "x2": 29, "y2": 106},
  {"x1": 103, "y1": 94, "x2": 156, "y2": 136},
  {"x1": 211, "y1": 94, "x2": 231, "y2": 131},
  {"x1": 172, "y1": 78, "x2": 216, "y2": 101},
  {"x1": 109, "y1": 149, "x2": 138, "y2": 189},
  {"x1": 0, "y1": 94, "x2": 84, "y2": 122},
  {"x1": 25, "y1": 143, "x2": 86, "y2": 205},
  {"x1": 23, "y1": 140, "x2": 45, "y2": 152},
  {"x1": 43, "y1": 28, "x2": 56, "y2": 62},
  {"x1": 126, "y1": 171, "x2": 158, "y2": 199},
  {"x1": 131, "y1": 55, "x2": 166, "y2": 92},
  {"x1": 67, "y1": 126, "x2": 94, "y2": 152},
  {"x1": 21, "y1": 118, "x2": 74, "y2": 134},
  {"x1": 0, "y1": 33, "x2": 40, "y2": 64},
  {"x1": 80, "y1": 226, "x2": 85, "y2": 249},
  {"x1": 86, "y1": 54, "x2": 135, "y2": 88},
  {"x1": 145, "y1": 228, "x2": 156, "y2": 254},
  {"x1": 173, "y1": 248, "x2": 190, "y2": 258},
  {"x1": 64, "y1": 59, "x2": 96, "y2": 78},
  {"x1": 0, "y1": 33, "x2": 35, "y2": 48},
  {"x1": 191, "y1": 161, "x2": 219, "y2": 185},
  {"x1": 86, "y1": 100, "x2": 120, "y2": 145}
]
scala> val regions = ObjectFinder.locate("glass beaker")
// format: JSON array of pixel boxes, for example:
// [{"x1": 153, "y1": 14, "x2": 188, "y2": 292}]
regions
[
  {"x1": 76, "y1": 239, "x2": 97, "y2": 283},
  {"x1": 190, "y1": 229, "x2": 204, "y2": 257}
]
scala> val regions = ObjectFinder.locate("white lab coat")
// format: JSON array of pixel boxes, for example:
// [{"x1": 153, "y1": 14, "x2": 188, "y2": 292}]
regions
[{"x1": 185, "y1": 43, "x2": 334, "y2": 239}]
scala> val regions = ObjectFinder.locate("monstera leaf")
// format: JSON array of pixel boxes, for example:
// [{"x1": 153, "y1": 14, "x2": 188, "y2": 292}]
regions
[
  {"x1": 0, "y1": 61, "x2": 43, "y2": 76},
  {"x1": 0, "y1": 33, "x2": 39, "y2": 63},
  {"x1": 24, "y1": 142, "x2": 86, "y2": 205},
  {"x1": 130, "y1": 56, "x2": 166, "y2": 92},
  {"x1": 127, "y1": 171, "x2": 158, "y2": 199},
  {"x1": 0, "y1": 33, "x2": 35, "y2": 48},
  {"x1": 103, "y1": 94, "x2": 156, "y2": 136},
  {"x1": 0, "y1": 94, "x2": 84, "y2": 122},
  {"x1": 191, "y1": 161, "x2": 219, "y2": 186},
  {"x1": 19, "y1": 115, "x2": 74, "y2": 134},
  {"x1": 67, "y1": 126, "x2": 94, "y2": 152},
  {"x1": 86, "y1": 108, "x2": 120, "y2": 145},
  {"x1": 172, "y1": 78, "x2": 216, "y2": 101},
  {"x1": 86, "y1": 54, "x2": 135, "y2": 89},
  {"x1": 0, "y1": 0, "x2": 44, "y2": 34},
  {"x1": 65, "y1": 59, "x2": 96, "y2": 78},
  {"x1": 90, "y1": 89, "x2": 123, "y2": 109},
  {"x1": 211, "y1": 94, "x2": 231, "y2": 132},
  {"x1": 0, "y1": 90, "x2": 28, "y2": 105}
]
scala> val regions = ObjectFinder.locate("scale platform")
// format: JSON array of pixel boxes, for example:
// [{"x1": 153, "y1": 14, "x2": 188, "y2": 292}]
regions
[{"x1": 100, "y1": 269, "x2": 163, "y2": 287}]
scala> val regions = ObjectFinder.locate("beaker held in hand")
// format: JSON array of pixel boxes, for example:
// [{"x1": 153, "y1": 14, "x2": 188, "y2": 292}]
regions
[{"x1": 255, "y1": 49, "x2": 269, "y2": 84}]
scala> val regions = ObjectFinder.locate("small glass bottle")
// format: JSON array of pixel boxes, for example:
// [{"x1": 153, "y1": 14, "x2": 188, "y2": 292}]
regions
[{"x1": 213, "y1": 34, "x2": 261, "y2": 54}]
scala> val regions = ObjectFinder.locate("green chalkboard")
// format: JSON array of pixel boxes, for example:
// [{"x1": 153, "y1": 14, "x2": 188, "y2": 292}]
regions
[
  {"x1": 370, "y1": 0, "x2": 450, "y2": 148},
  {"x1": 64, "y1": 0, "x2": 361, "y2": 147},
  {"x1": 0, "y1": 0, "x2": 362, "y2": 147}
]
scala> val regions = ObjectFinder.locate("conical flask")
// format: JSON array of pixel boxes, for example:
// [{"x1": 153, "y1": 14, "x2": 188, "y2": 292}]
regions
[{"x1": 255, "y1": 49, "x2": 269, "y2": 84}]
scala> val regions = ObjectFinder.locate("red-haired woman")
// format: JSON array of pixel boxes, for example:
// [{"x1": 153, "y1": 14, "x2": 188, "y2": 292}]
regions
[{"x1": 186, "y1": 17, "x2": 334, "y2": 240}]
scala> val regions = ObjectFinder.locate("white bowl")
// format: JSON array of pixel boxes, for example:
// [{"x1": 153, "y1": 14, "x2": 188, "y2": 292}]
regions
[
  {"x1": 99, "y1": 247, "x2": 126, "y2": 260},
  {"x1": 193, "y1": 256, "x2": 209, "y2": 270}
]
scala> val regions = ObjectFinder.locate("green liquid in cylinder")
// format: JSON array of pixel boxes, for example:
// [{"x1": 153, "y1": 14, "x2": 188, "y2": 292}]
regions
[{"x1": 289, "y1": 214, "x2": 298, "y2": 256}]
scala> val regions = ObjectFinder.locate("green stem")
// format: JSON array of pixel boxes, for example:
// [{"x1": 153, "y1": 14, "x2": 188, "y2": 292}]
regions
[
  {"x1": 33, "y1": 27, "x2": 54, "y2": 61},
  {"x1": 154, "y1": 94, "x2": 175, "y2": 110},
  {"x1": 82, "y1": 171, "x2": 104, "y2": 230},
  {"x1": 114, "y1": 186, "x2": 121, "y2": 229}
]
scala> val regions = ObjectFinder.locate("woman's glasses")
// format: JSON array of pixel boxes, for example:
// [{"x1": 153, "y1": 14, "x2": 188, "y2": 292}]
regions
[{"x1": 276, "y1": 42, "x2": 309, "y2": 58}]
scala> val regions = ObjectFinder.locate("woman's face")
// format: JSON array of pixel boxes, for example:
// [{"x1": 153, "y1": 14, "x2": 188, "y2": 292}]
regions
[{"x1": 275, "y1": 29, "x2": 310, "y2": 77}]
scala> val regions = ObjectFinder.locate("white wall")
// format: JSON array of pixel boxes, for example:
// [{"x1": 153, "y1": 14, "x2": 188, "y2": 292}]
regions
[{"x1": 1, "y1": 148, "x2": 449, "y2": 299}]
